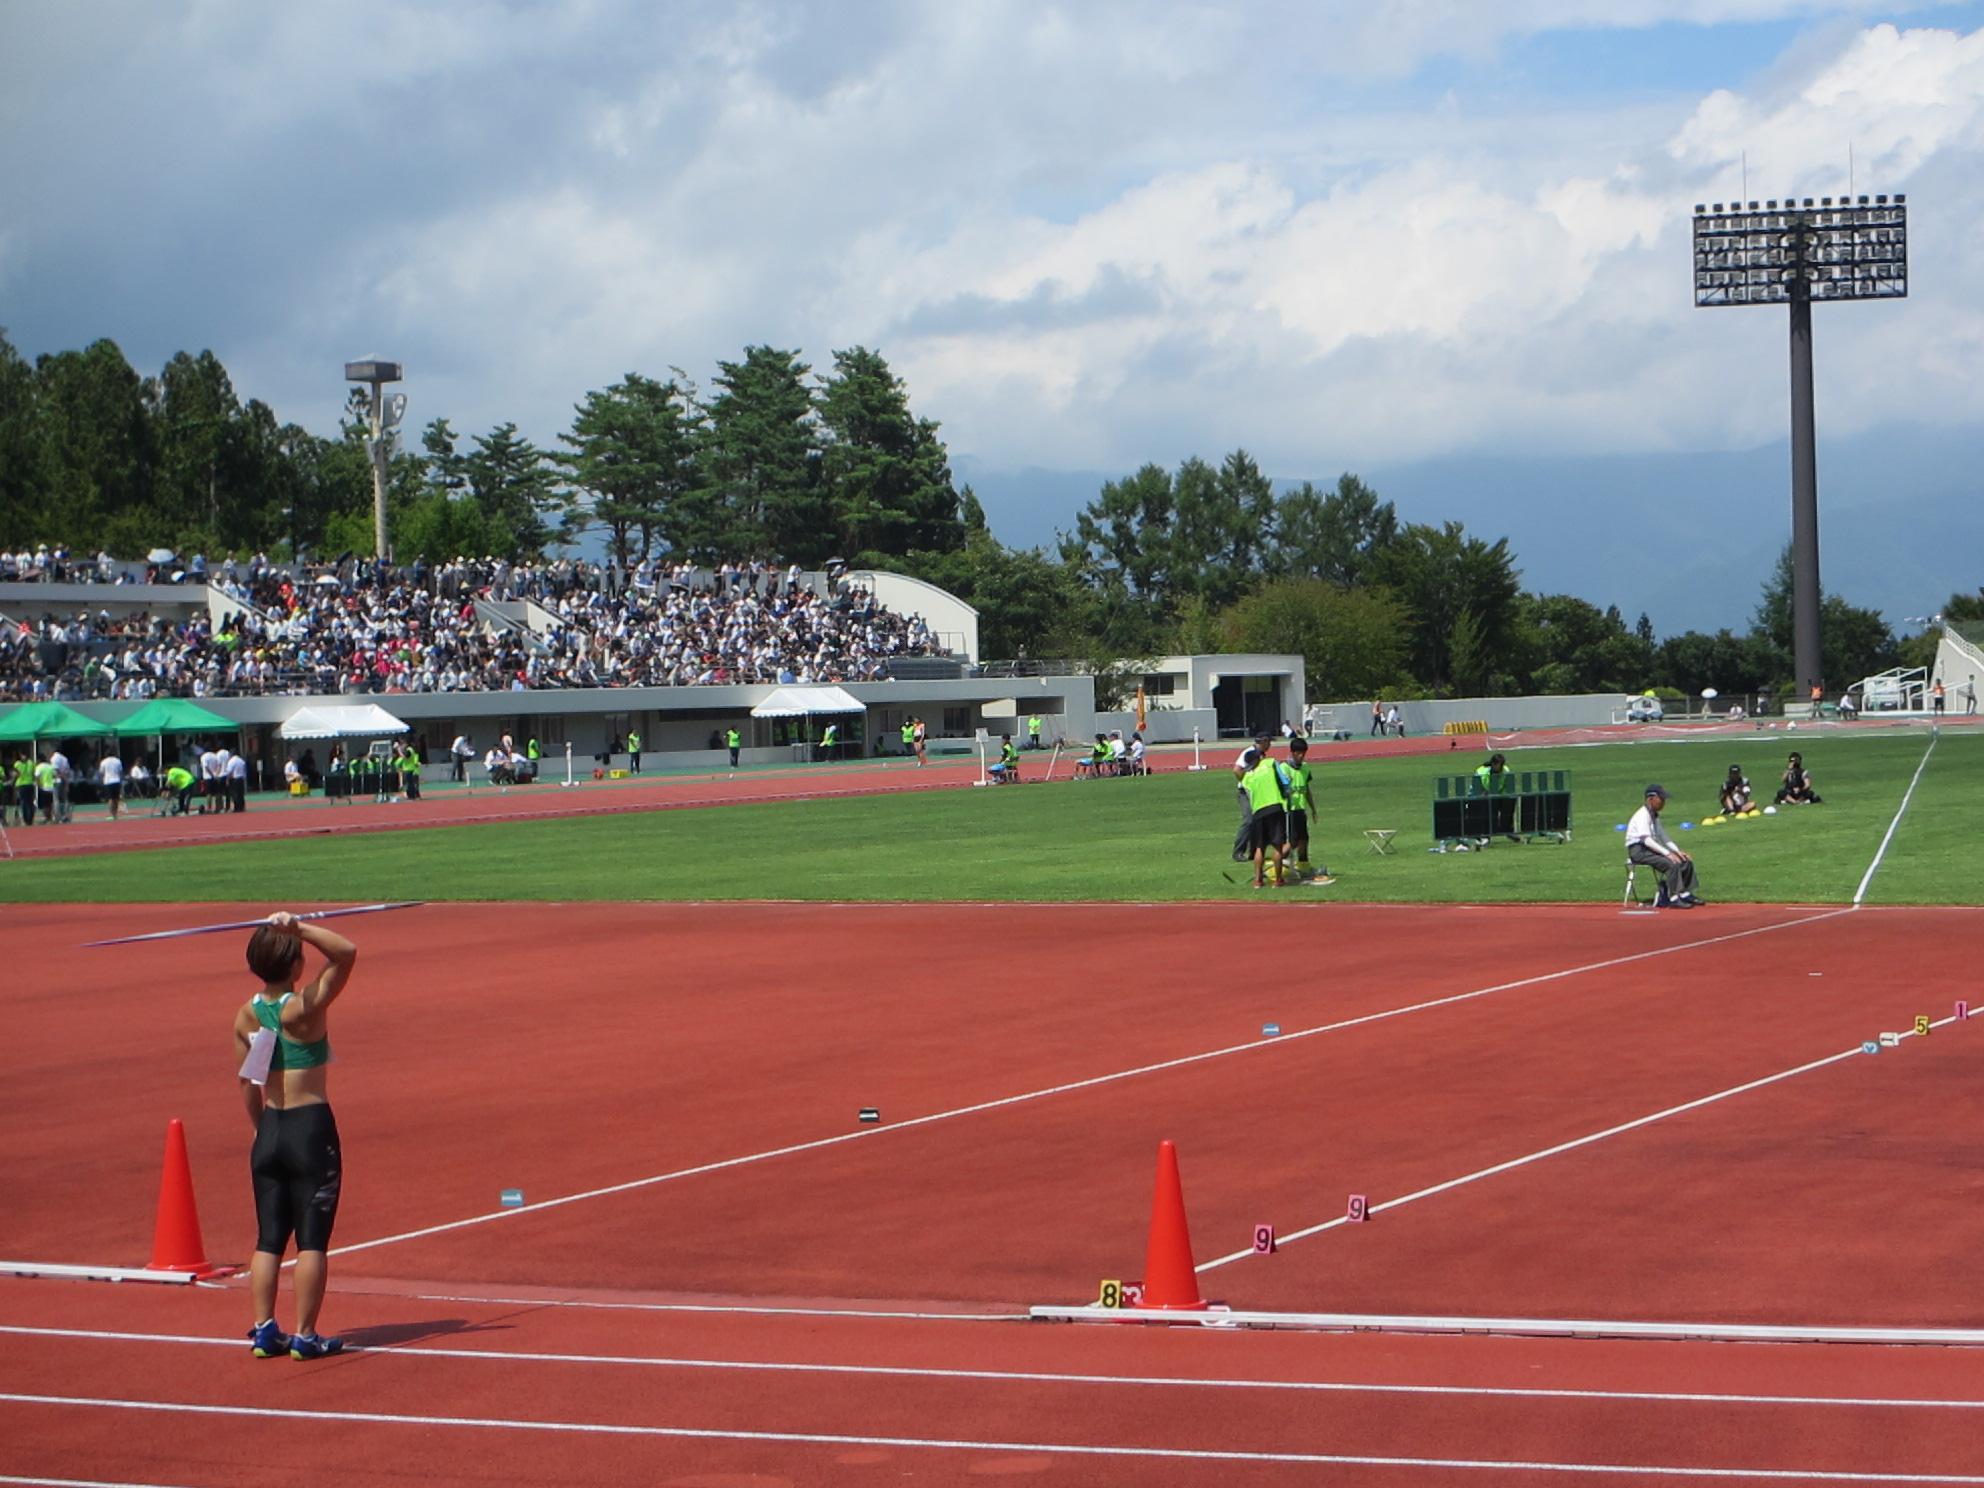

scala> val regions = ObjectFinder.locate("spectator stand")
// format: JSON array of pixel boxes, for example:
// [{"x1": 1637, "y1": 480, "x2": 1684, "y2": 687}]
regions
[{"x1": 1431, "y1": 769, "x2": 1574, "y2": 851}]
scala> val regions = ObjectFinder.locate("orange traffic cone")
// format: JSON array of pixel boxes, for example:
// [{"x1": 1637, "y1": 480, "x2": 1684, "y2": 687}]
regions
[
  {"x1": 147, "y1": 1119, "x2": 221, "y2": 1277},
  {"x1": 1133, "y1": 1139, "x2": 1206, "y2": 1310}
]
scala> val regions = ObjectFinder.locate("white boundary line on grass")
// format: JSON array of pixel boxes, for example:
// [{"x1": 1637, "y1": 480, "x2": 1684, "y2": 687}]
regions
[
  {"x1": 1854, "y1": 728, "x2": 1939, "y2": 905},
  {"x1": 6, "y1": 1394, "x2": 1984, "y2": 1483},
  {"x1": 1192, "y1": 1008, "x2": 1962, "y2": 1276},
  {"x1": 6, "y1": 1325, "x2": 1984, "y2": 1409},
  {"x1": 325, "y1": 907, "x2": 1852, "y2": 1260}
]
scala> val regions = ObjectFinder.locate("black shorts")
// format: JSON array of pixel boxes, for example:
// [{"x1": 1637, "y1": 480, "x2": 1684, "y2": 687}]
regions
[
  {"x1": 1286, "y1": 808, "x2": 1309, "y2": 848},
  {"x1": 1249, "y1": 804, "x2": 1287, "y2": 852},
  {"x1": 102, "y1": 783, "x2": 121, "y2": 801},
  {"x1": 251, "y1": 1103, "x2": 342, "y2": 1254}
]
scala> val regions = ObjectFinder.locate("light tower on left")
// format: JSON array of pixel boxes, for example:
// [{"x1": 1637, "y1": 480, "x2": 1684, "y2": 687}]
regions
[{"x1": 343, "y1": 359, "x2": 405, "y2": 559}]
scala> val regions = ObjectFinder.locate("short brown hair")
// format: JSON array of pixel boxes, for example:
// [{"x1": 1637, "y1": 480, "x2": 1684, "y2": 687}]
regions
[{"x1": 246, "y1": 926, "x2": 303, "y2": 985}]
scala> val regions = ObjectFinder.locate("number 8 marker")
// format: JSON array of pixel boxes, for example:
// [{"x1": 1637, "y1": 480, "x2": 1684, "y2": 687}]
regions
[
  {"x1": 1252, "y1": 1223, "x2": 1277, "y2": 1255},
  {"x1": 1347, "y1": 1194, "x2": 1368, "y2": 1223},
  {"x1": 1098, "y1": 1279, "x2": 1122, "y2": 1309}
]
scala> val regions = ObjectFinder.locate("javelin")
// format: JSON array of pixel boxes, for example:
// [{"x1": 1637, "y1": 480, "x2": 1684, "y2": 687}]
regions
[{"x1": 83, "y1": 902, "x2": 424, "y2": 948}]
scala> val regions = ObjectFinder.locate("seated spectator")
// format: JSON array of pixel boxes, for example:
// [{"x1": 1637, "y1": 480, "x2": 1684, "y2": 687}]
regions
[
  {"x1": 1127, "y1": 731, "x2": 1148, "y2": 775},
  {"x1": 1838, "y1": 691, "x2": 1858, "y2": 720},
  {"x1": 988, "y1": 734, "x2": 1020, "y2": 784},
  {"x1": 1718, "y1": 765, "x2": 1754, "y2": 816},
  {"x1": 1775, "y1": 751, "x2": 1823, "y2": 804}
]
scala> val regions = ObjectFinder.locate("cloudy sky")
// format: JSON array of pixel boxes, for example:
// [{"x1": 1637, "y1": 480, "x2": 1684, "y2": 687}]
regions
[{"x1": 3, "y1": 1, "x2": 1981, "y2": 626}]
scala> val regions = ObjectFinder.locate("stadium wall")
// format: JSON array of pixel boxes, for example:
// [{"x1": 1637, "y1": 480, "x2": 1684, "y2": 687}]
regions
[{"x1": 1314, "y1": 693, "x2": 1629, "y2": 736}]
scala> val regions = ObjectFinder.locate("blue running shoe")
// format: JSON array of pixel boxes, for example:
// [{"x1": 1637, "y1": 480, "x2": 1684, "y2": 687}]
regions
[
  {"x1": 247, "y1": 1319, "x2": 289, "y2": 1358},
  {"x1": 289, "y1": 1332, "x2": 345, "y2": 1361}
]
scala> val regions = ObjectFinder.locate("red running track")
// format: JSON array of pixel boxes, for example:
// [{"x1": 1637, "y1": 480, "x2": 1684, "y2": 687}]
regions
[{"x1": 3, "y1": 900, "x2": 1980, "y2": 1484}]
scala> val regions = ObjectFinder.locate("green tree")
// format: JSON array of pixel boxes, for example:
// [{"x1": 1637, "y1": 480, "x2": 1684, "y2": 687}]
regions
[
  {"x1": 895, "y1": 533, "x2": 1089, "y2": 660},
  {"x1": 561, "y1": 373, "x2": 700, "y2": 564},
  {"x1": 1171, "y1": 450, "x2": 1276, "y2": 610},
  {"x1": 1069, "y1": 462, "x2": 1175, "y2": 600},
  {"x1": 1515, "y1": 593, "x2": 1651, "y2": 693},
  {"x1": 1368, "y1": 521, "x2": 1522, "y2": 690},
  {"x1": 0, "y1": 331, "x2": 48, "y2": 547},
  {"x1": 1753, "y1": 545, "x2": 1898, "y2": 688},
  {"x1": 1220, "y1": 578, "x2": 1411, "y2": 701},
  {"x1": 1271, "y1": 473, "x2": 1398, "y2": 585},
  {"x1": 693, "y1": 345, "x2": 821, "y2": 562},
  {"x1": 1448, "y1": 607, "x2": 1489, "y2": 697},
  {"x1": 33, "y1": 338, "x2": 156, "y2": 555},
  {"x1": 420, "y1": 418, "x2": 468, "y2": 499},
  {"x1": 464, "y1": 421, "x2": 562, "y2": 559},
  {"x1": 815, "y1": 345, "x2": 963, "y2": 562}
]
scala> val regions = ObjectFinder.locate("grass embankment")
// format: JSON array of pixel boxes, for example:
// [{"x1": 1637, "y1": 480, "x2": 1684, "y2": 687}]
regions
[{"x1": 0, "y1": 730, "x2": 1972, "y2": 906}]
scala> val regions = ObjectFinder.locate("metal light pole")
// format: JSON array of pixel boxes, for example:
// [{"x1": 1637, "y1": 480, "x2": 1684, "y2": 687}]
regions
[
  {"x1": 1692, "y1": 195, "x2": 1907, "y2": 698},
  {"x1": 343, "y1": 360, "x2": 404, "y2": 560}
]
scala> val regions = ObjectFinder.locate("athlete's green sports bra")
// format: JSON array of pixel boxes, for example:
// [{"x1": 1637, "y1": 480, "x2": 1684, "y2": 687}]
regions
[{"x1": 252, "y1": 992, "x2": 331, "y2": 1070}]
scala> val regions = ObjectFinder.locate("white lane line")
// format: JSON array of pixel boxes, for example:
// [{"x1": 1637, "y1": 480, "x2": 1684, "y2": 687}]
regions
[
  {"x1": 4, "y1": 1393, "x2": 1982, "y2": 1482},
  {"x1": 1855, "y1": 730, "x2": 1940, "y2": 905},
  {"x1": 1197, "y1": 1009, "x2": 1963, "y2": 1273},
  {"x1": 5, "y1": 1325, "x2": 1982, "y2": 1410},
  {"x1": 0, "y1": 1478, "x2": 198, "y2": 1488},
  {"x1": 330, "y1": 906, "x2": 1854, "y2": 1260}
]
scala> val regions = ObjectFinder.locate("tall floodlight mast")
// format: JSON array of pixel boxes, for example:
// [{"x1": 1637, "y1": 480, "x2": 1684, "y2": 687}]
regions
[
  {"x1": 343, "y1": 359, "x2": 405, "y2": 560},
  {"x1": 1692, "y1": 195, "x2": 1907, "y2": 700}
]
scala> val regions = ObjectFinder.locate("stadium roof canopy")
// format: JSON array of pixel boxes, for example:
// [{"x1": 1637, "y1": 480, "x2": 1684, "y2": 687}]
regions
[
  {"x1": 279, "y1": 703, "x2": 410, "y2": 739},
  {"x1": 749, "y1": 686, "x2": 865, "y2": 718}
]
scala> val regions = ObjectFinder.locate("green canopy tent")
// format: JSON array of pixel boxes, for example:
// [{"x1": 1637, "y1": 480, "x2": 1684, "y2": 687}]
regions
[
  {"x1": 113, "y1": 698, "x2": 244, "y2": 780},
  {"x1": 0, "y1": 701, "x2": 114, "y2": 744}
]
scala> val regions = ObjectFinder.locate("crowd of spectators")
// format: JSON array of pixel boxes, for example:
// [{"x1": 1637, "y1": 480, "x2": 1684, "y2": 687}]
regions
[{"x1": 1, "y1": 554, "x2": 942, "y2": 702}]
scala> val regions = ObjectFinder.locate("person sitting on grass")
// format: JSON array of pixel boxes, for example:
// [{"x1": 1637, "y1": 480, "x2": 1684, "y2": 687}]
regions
[
  {"x1": 1775, "y1": 751, "x2": 1822, "y2": 805},
  {"x1": 1625, "y1": 784, "x2": 1702, "y2": 909},
  {"x1": 1719, "y1": 765, "x2": 1754, "y2": 816}
]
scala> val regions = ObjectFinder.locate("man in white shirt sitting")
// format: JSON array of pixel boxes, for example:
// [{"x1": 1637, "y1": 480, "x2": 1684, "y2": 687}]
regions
[{"x1": 1626, "y1": 784, "x2": 1702, "y2": 908}]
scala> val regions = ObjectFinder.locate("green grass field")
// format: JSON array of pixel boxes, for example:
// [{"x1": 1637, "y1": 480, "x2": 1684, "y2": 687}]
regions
[{"x1": 0, "y1": 729, "x2": 1972, "y2": 906}]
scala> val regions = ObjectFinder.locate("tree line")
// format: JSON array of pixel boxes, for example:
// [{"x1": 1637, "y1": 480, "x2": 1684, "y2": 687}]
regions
[{"x1": 0, "y1": 329, "x2": 1934, "y2": 700}]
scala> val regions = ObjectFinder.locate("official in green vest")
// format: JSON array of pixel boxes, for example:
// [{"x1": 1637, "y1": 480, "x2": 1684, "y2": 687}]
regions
[
  {"x1": 626, "y1": 729, "x2": 641, "y2": 774},
  {"x1": 900, "y1": 721, "x2": 915, "y2": 756},
  {"x1": 1242, "y1": 750, "x2": 1289, "y2": 888},
  {"x1": 994, "y1": 734, "x2": 1020, "y2": 784},
  {"x1": 1027, "y1": 715, "x2": 1042, "y2": 750},
  {"x1": 820, "y1": 722, "x2": 838, "y2": 759},
  {"x1": 726, "y1": 727, "x2": 741, "y2": 768},
  {"x1": 1280, "y1": 736, "x2": 1331, "y2": 883},
  {"x1": 11, "y1": 752, "x2": 37, "y2": 825},
  {"x1": 401, "y1": 743, "x2": 422, "y2": 801},
  {"x1": 165, "y1": 763, "x2": 196, "y2": 816},
  {"x1": 1472, "y1": 751, "x2": 1517, "y2": 840},
  {"x1": 526, "y1": 738, "x2": 541, "y2": 761},
  {"x1": 34, "y1": 756, "x2": 58, "y2": 823}
]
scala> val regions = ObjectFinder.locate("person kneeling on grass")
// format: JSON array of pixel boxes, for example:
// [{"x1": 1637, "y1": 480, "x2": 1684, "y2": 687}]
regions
[
  {"x1": 1626, "y1": 784, "x2": 1702, "y2": 908},
  {"x1": 1776, "y1": 751, "x2": 1822, "y2": 805},
  {"x1": 1719, "y1": 765, "x2": 1754, "y2": 816}
]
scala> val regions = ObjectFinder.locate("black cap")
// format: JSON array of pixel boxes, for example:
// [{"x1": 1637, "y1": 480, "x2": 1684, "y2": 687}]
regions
[{"x1": 1645, "y1": 784, "x2": 1668, "y2": 799}]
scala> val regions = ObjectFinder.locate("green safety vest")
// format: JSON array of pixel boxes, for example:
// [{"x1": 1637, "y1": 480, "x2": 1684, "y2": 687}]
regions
[
  {"x1": 1243, "y1": 757, "x2": 1286, "y2": 813},
  {"x1": 527, "y1": 740, "x2": 540, "y2": 759},
  {"x1": 1474, "y1": 765, "x2": 1513, "y2": 794},
  {"x1": 1285, "y1": 762, "x2": 1313, "y2": 814},
  {"x1": 726, "y1": 729, "x2": 740, "y2": 747},
  {"x1": 627, "y1": 732, "x2": 640, "y2": 750},
  {"x1": 822, "y1": 725, "x2": 837, "y2": 744},
  {"x1": 1002, "y1": 742, "x2": 1019, "y2": 766},
  {"x1": 901, "y1": 724, "x2": 915, "y2": 744},
  {"x1": 1028, "y1": 716, "x2": 1041, "y2": 733},
  {"x1": 11, "y1": 759, "x2": 30, "y2": 787},
  {"x1": 166, "y1": 767, "x2": 194, "y2": 790}
]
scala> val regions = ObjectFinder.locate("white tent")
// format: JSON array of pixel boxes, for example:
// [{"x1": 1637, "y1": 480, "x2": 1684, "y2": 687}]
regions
[
  {"x1": 279, "y1": 703, "x2": 411, "y2": 740},
  {"x1": 749, "y1": 685, "x2": 865, "y2": 719}
]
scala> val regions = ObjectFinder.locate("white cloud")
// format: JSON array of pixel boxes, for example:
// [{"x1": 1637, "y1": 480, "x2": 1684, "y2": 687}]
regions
[{"x1": 1, "y1": 2, "x2": 1980, "y2": 491}]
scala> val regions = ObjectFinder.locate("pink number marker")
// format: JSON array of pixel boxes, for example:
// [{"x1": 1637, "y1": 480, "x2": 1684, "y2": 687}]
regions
[
  {"x1": 1959, "y1": 1000, "x2": 1970, "y2": 1022},
  {"x1": 1252, "y1": 1223, "x2": 1276, "y2": 1255},
  {"x1": 1347, "y1": 1194, "x2": 1368, "y2": 1223}
]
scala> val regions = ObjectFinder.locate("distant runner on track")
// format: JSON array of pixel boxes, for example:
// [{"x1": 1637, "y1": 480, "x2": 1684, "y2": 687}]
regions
[{"x1": 233, "y1": 911, "x2": 359, "y2": 1361}]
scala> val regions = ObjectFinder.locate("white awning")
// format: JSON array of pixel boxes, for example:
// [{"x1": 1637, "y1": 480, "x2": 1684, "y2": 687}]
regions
[
  {"x1": 750, "y1": 685, "x2": 866, "y2": 719},
  {"x1": 279, "y1": 703, "x2": 411, "y2": 739}
]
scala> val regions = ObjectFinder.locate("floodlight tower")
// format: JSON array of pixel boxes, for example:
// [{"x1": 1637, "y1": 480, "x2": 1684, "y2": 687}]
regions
[
  {"x1": 343, "y1": 359, "x2": 406, "y2": 560},
  {"x1": 1692, "y1": 195, "x2": 1907, "y2": 698}
]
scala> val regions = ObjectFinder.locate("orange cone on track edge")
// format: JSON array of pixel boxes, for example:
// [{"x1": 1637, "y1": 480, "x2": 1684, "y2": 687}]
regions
[
  {"x1": 1134, "y1": 1139, "x2": 1206, "y2": 1310},
  {"x1": 147, "y1": 1118, "x2": 220, "y2": 1276}
]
